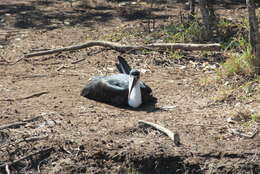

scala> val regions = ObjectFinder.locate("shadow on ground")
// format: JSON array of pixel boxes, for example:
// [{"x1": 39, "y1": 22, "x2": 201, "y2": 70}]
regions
[{"x1": 0, "y1": 0, "x2": 175, "y2": 30}]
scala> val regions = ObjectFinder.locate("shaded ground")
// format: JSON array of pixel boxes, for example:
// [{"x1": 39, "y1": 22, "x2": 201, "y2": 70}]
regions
[{"x1": 0, "y1": 0, "x2": 259, "y2": 174}]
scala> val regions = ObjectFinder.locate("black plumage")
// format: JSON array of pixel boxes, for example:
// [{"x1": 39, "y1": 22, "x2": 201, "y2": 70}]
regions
[{"x1": 80, "y1": 56, "x2": 156, "y2": 107}]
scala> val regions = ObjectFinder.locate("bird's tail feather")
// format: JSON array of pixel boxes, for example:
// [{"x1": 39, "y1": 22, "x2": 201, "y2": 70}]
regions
[{"x1": 116, "y1": 56, "x2": 131, "y2": 74}]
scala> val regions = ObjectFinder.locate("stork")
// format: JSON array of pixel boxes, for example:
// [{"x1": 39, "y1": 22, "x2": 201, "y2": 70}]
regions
[{"x1": 80, "y1": 56, "x2": 156, "y2": 108}]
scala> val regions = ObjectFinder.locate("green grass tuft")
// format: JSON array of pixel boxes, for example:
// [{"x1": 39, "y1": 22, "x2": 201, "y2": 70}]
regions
[
  {"x1": 251, "y1": 113, "x2": 260, "y2": 122},
  {"x1": 221, "y1": 45, "x2": 256, "y2": 76},
  {"x1": 163, "y1": 18, "x2": 202, "y2": 43}
]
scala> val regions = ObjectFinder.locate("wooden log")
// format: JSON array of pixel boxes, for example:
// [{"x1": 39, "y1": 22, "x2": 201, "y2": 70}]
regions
[{"x1": 246, "y1": 0, "x2": 260, "y2": 74}]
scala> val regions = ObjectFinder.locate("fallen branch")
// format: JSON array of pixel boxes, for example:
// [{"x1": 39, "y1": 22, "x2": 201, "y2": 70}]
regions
[
  {"x1": 138, "y1": 120, "x2": 180, "y2": 146},
  {"x1": 147, "y1": 43, "x2": 221, "y2": 51},
  {"x1": 0, "y1": 116, "x2": 42, "y2": 130},
  {"x1": 24, "y1": 40, "x2": 221, "y2": 58},
  {"x1": 0, "y1": 91, "x2": 49, "y2": 102},
  {"x1": 0, "y1": 147, "x2": 53, "y2": 168}
]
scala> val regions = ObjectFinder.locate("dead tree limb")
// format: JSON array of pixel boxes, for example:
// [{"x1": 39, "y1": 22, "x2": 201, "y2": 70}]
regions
[
  {"x1": 138, "y1": 120, "x2": 180, "y2": 146},
  {"x1": 24, "y1": 41, "x2": 221, "y2": 58},
  {"x1": 0, "y1": 91, "x2": 49, "y2": 102},
  {"x1": 24, "y1": 41, "x2": 145, "y2": 58},
  {"x1": 0, "y1": 147, "x2": 53, "y2": 168}
]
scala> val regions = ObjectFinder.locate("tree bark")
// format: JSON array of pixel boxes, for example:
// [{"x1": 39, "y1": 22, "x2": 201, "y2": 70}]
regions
[{"x1": 246, "y1": 0, "x2": 260, "y2": 74}]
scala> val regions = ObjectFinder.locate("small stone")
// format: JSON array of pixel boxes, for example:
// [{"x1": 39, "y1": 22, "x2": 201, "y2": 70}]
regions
[
  {"x1": 64, "y1": 21, "x2": 70, "y2": 25},
  {"x1": 89, "y1": 128, "x2": 96, "y2": 132},
  {"x1": 227, "y1": 117, "x2": 235, "y2": 124}
]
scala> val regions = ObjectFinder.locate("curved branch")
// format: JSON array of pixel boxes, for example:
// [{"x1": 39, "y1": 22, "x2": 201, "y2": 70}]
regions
[{"x1": 138, "y1": 120, "x2": 181, "y2": 146}]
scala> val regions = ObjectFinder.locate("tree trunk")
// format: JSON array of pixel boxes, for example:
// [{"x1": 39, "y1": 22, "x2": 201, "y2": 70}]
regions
[
  {"x1": 198, "y1": 0, "x2": 215, "y2": 41},
  {"x1": 189, "y1": 0, "x2": 195, "y2": 15},
  {"x1": 246, "y1": 0, "x2": 260, "y2": 74}
]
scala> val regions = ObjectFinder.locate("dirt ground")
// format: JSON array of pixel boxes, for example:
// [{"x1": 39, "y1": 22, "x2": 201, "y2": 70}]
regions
[{"x1": 0, "y1": 0, "x2": 259, "y2": 174}]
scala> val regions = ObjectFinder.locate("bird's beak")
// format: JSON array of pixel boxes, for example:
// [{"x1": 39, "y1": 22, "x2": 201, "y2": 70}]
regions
[{"x1": 129, "y1": 76, "x2": 138, "y2": 94}]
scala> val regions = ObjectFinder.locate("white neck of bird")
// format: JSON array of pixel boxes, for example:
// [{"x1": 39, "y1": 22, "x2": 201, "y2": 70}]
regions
[{"x1": 128, "y1": 78, "x2": 142, "y2": 108}]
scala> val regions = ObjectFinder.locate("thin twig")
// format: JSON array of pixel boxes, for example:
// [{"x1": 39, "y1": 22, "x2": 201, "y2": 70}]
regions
[
  {"x1": 15, "y1": 74, "x2": 48, "y2": 79},
  {"x1": 0, "y1": 116, "x2": 42, "y2": 130},
  {"x1": 111, "y1": 150, "x2": 126, "y2": 160},
  {"x1": 0, "y1": 91, "x2": 49, "y2": 102},
  {"x1": 23, "y1": 135, "x2": 49, "y2": 142},
  {"x1": 56, "y1": 65, "x2": 69, "y2": 71},
  {"x1": 60, "y1": 146, "x2": 72, "y2": 154},
  {"x1": 9, "y1": 56, "x2": 25, "y2": 65},
  {"x1": 71, "y1": 58, "x2": 86, "y2": 64},
  {"x1": 37, "y1": 158, "x2": 47, "y2": 173},
  {"x1": 138, "y1": 120, "x2": 181, "y2": 146},
  {"x1": 22, "y1": 115, "x2": 42, "y2": 122},
  {"x1": 0, "y1": 147, "x2": 53, "y2": 168}
]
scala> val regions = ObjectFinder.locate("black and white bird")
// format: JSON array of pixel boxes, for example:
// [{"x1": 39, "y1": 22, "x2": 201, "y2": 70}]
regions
[{"x1": 80, "y1": 56, "x2": 156, "y2": 108}]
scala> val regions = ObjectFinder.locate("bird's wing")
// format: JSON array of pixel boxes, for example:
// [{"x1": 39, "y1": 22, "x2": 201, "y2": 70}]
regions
[
  {"x1": 116, "y1": 56, "x2": 131, "y2": 74},
  {"x1": 81, "y1": 75, "x2": 128, "y2": 104}
]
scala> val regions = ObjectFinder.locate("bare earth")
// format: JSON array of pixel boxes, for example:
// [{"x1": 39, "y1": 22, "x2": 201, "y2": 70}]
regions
[{"x1": 0, "y1": 1, "x2": 259, "y2": 174}]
